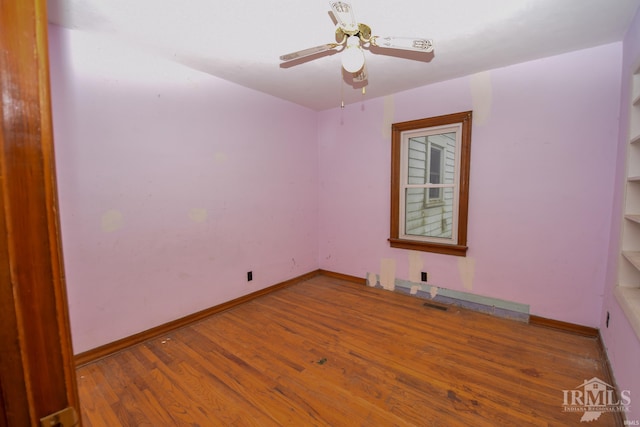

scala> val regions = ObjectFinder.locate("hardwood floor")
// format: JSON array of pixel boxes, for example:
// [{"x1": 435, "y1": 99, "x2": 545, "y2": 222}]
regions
[{"x1": 76, "y1": 275, "x2": 619, "y2": 426}]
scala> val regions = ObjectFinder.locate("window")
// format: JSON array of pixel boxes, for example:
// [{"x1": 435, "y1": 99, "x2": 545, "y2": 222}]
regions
[{"x1": 390, "y1": 111, "x2": 472, "y2": 256}]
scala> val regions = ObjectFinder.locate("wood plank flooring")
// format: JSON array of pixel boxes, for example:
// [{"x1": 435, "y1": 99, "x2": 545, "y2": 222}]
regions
[{"x1": 76, "y1": 275, "x2": 619, "y2": 426}]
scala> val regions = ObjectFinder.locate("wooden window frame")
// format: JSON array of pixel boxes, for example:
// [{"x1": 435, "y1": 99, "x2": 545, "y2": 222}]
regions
[{"x1": 389, "y1": 111, "x2": 472, "y2": 256}]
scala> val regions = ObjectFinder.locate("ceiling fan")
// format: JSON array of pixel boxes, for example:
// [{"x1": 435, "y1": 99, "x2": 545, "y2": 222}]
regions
[{"x1": 279, "y1": 1, "x2": 434, "y2": 87}]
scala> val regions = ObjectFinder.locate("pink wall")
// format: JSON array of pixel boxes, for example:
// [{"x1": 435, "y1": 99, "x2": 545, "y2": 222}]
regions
[
  {"x1": 49, "y1": 26, "x2": 319, "y2": 353},
  {"x1": 49, "y1": 17, "x2": 637, "y2": 413},
  {"x1": 318, "y1": 43, "x2": 622, "y2": 328},
  {"x1": 602, "y1": 6, "x2": 640, "y2": 423}
]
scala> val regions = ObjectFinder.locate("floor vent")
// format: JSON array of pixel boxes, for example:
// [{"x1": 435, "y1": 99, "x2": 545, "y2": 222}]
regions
[{"x1": 423, "y1": 302, "x2": 448, "y2": 311}]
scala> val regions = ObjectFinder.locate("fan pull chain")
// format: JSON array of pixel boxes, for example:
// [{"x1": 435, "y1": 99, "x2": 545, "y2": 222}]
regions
[{"x1": 340, "y1": 72, "x2": 345, "y2": 109}]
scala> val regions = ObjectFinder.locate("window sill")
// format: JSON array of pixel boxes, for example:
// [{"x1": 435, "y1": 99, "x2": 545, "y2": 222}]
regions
[
  {"x1": 614, "y1": 286, "x2": 640, "y2": 341},
  {"x1": 389, "y1": 238, "x2": 468, "y2": 256}
]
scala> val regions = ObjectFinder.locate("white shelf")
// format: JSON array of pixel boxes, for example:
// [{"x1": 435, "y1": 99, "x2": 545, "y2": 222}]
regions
[
  {"x1": 617, "y1": 67, "x2": 640, "y2": 340},
  {"x1": 615, "y1": 287, "x2": 640, "y2": 340},
  {"x1": 623, "y1": 251, "x2": 640, "y2": 270},
  {"x1": 624, "y1": 214, "x2": 640, "y2": 224}
]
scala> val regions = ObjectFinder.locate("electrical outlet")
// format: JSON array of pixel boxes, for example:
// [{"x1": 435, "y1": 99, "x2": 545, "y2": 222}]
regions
[
  {"x1": 421, "y1": 271, "x2": 427, "y2": 282},
  {"x1": 247, "y1": 271, "x2": 253, "y2": 281}
]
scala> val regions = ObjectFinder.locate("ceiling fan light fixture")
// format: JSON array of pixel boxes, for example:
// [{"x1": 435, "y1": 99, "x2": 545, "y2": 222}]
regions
[
  {"x1": 279, "y1": 1, "x2": 434, "y2": 106},
  {"x1": 341, "y1": 36, "x2": 365, "y2": 73}
]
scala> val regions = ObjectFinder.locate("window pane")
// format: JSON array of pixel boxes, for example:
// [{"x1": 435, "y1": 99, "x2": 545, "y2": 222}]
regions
[
  {"x1": 431, "y1": 133, "x2": 456, "y2": 185},
  {"x1": 406, "y1": 133, "x2": 456, "y2": 185},
  {"x1": 429, "y1": 146, "x2": 441, "y2": 184},
  {"x1": 428, "y1": 145, "x2": 443, "y2": 202},
  {"x1": 407, "y1": 137, "x2": 427, "y2": 184},
  {"x1": 405, "y1": 187, "x2": 454, "y2": 239},
  {"x1": 428, "y1": 187, "x2": 441, "y2": 200}
]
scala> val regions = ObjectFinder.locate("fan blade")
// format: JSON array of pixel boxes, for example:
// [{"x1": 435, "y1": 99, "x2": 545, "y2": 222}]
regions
[
  {"x1": 371, "y1": 36, "x2": 433, "y2": 52},
  {"x1": 280, "y1": 43, "x2": 339, "y2": 62},
  {"x1": 329, "y1": 1, "x2": 358, "y2": 33}
]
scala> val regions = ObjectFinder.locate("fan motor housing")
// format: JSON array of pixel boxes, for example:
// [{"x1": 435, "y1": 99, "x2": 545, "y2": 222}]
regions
[{"x1": 336, "y1": 23, "x2": 372, "y2": 44}]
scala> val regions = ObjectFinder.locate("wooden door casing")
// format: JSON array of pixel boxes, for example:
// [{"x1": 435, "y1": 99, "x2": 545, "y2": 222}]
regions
[{"x1": 0, "y1": 1, "x2": 80, "y2": 426}]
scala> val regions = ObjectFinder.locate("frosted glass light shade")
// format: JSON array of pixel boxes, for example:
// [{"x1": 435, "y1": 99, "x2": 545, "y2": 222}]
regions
[{"x1": 341, "y1": 36, "x2": 365, "y2": 73}]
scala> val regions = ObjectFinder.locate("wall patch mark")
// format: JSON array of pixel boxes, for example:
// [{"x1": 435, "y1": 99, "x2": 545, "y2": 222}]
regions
[
  {"x1": 366, "y1": 272, "x2": 378, "y2": 288},
  {"x1": 189, "y1": 208, "x2": 207, "y2": 223},
  {"x1": 458, "y1": 257, "x2": 476, "y2": 291},
  {"x1": 430, "y1": 286, "x2": 439, "y2": 299},
  {"x1": 408, "y1": 251, "x2": 424, "y2": 283},
  {"x1": 381, "y1": 95, "x2": 395, "y2": 139},
  {"x1": 470, "y1": 71, "x2": 492, "y2": 126},
  {"x1": 101, "y1": 209, "x2": 123, "y2": 232},
  {"x1": 214, "y1": 152, "x2": 228, "y2": 164},
  {"x1": 380, "y1": 258, "x2": 397, "y2": 291}
]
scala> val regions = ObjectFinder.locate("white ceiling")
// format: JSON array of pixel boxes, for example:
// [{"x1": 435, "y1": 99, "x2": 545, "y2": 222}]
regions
[{"x1": 48, "y1": 0, "x2": 640, "y2": 111}]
